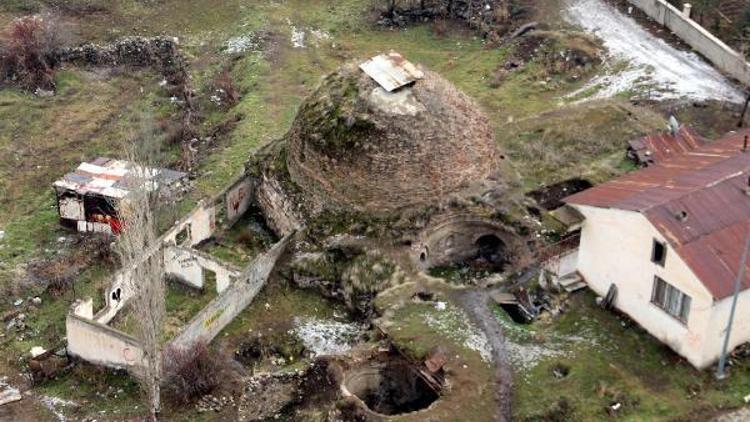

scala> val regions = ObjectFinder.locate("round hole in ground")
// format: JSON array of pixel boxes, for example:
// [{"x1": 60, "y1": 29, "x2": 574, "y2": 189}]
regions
[{"x1": 343, "y1": 357, "x2": 442, "y2": 415}]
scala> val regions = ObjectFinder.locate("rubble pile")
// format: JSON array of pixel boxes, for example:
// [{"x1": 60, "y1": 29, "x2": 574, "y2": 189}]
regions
[
  {"x1": 57, "y1": 36, "x2": 188, "y2": 85},
  {"x1": 376, "y1": 0, "x2": 518, "y2": 41}
]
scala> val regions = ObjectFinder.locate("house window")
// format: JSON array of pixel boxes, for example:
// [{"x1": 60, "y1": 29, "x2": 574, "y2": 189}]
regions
[
  {"x1": 651, "y1": 239, "x2": 667, "y2": 266},
  {"x1": 651, "y1": 276, "x2": 691, "y2": 323}
]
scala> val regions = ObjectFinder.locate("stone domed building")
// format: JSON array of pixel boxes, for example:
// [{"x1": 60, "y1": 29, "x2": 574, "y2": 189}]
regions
[
  {"x1": 246, "y1": 53, "x2": 530, "y2": 274},
  {"x1": 285, "y1": 56, "x2": 502, "y2": 211}
]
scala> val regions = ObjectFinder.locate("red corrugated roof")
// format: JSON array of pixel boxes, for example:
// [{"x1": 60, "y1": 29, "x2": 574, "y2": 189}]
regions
[
  {"x1": 628, "y1": 126, "x2": 708, "y2": 165},
  {"x1": 566, "y1": 129, "x2": 750, "y2": 299}
]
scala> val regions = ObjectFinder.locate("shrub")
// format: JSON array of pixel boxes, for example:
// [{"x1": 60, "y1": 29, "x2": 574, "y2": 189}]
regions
[
  {"x1": 162, "y1": 342, "x2": 224, "y2": 405},
  {"x1": 0, "y1": 14, "x2": 62, "y2": 91}
]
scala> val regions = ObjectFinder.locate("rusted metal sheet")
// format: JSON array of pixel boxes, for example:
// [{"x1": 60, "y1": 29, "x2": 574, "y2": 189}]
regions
[
  {"x1": 359, "y1": 52, "x2": 424, "y2": 92},
  {"x1": 566, "y1": 129, "x2": 750, "y2": 299},
  {"x1": 53, "y1": 158, "x2": 186, "y2": 200},
  {"x1": 628, "y1": 126, "x2": 708, "y2": 166}
]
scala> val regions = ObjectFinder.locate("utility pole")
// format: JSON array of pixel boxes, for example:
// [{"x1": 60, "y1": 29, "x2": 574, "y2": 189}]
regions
[
  {"x1": 716, "y1": 232, "x2": 750, "y2": 380},
  {"x1": 738, "y1": 91, "x2": 750, "y2": 128}
]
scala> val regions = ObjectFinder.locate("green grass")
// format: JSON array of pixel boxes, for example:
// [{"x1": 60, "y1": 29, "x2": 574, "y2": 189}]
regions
[{"x1": 508, "y1": 292, "x2": 750, "y2": 421}]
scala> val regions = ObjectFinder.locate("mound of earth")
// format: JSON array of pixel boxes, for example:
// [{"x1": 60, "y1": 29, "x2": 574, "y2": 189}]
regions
[{"x1": 286, "y1": 61, "x2": 506, "y2": 212}]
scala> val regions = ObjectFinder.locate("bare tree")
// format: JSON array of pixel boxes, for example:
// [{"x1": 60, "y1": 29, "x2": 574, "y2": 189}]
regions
[{"x1": 115, "y1": 134, "x2": 166, "y2": 420}]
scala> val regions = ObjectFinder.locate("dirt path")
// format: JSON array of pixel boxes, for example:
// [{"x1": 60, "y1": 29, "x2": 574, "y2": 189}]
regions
[{"x1": 455, "y1": 289, "x2": 513, "y2": 422}]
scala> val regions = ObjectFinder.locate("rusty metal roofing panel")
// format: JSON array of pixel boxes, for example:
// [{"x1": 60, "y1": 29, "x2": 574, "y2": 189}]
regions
[
  {"x1": 628, "y1": 126, "x2": 708, "y2": 166},
  {"x1": 53, "y1": 158, "x2": 187, "y2": 200},
  {"x1": 567, "y1": 128, "x2": 750, "y2": 299},
  {"x1": 359, "y1": 52, "x2": 424, "y2": 92}
]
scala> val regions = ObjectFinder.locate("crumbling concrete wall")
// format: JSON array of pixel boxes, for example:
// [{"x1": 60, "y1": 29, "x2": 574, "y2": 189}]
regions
[
  {"x1": 629, "y1": 0, "x2": 750, "y2": 86},
  {"x1": 66, "y1": 300, "x2": 146, "y2": 371},
  {"x1": 95, "y1": 201, "x2": 217, "y2": 325},
  {"x1": 168, "y1": 235, "x2": 292, "y2": 350},
  {"x1": 163, "y1": 201, "x2": 216, "y2": 247},
  {"x1": 225, "y1": 176, "x2": 255, "y2": 224},
  {"x1": 164, "y1": 246, "x2": 241, "y2": 293}
]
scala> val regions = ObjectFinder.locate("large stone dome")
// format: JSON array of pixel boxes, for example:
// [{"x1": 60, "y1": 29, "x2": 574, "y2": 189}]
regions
[{"x1": 286, "y1": 58, "x2": 502, "y2": 211}]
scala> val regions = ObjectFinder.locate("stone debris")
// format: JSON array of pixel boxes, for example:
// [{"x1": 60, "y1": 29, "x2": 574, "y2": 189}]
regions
[
  {"x1": 237, "y1": 371, "x2": 305, "y2": 421},
  {"x1": 196, "y1": 394, "x2": 236, "y2": 413},
  {"x1": 0, "y1": 377, "x2": 21, "y2": 407},
  {"x1": 40, "y1": 395, "x2": 77, "y2": 421}
]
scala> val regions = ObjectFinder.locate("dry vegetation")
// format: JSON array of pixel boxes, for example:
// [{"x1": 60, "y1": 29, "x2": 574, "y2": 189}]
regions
[{"x1": 0, "y1": 14, "x2": 62, "y2": 90}]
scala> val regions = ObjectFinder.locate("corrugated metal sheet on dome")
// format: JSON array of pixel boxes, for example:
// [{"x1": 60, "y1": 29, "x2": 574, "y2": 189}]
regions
[{"x1": 359, "y1": 52, "x2": 424, "y2": 92}]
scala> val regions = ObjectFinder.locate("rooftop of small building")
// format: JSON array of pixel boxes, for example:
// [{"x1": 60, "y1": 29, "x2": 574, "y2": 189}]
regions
[{"x1": 53, "y1": 157, "x2": 186, "y2": 200}]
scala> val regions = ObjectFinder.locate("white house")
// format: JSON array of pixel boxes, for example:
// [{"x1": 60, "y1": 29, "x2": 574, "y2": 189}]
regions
[{"x1": 565, "y1": 128, "x2": 750, "y2": 369}]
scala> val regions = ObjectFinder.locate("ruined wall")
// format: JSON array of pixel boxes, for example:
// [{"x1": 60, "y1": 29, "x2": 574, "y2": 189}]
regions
[
  {"x1": 377, "y1": 0, "x2": 513, "y2": 40},
  {"x1": 255, "y1": 175, "x2": 304, "y2": 236},
  {"x1": 95, "y1": 201, "x2": 217, "y2": 324},
  {"x1": 164, "y1": 246, "x2": 241, "y2": 293},
  {"x1": 629, "y1": 0, "x2": 750, "y2": 86},
  {"x1": 167, "y1": 235, "x2": 292, "y2": 350},
  {"x1": 66, "y1": 300, "x2": 145, "y2": 371},
  {"x1": 57, "y1": 36, "x2": 188, "y2": 85},
  {"x1": 225, "y1": 176, "x2": 255, "y2": 224}
]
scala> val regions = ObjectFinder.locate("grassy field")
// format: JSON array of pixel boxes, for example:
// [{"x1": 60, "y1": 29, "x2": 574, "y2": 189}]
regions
[{"x1": 506, "y1": 292, "x2": 750, "y2": 421}]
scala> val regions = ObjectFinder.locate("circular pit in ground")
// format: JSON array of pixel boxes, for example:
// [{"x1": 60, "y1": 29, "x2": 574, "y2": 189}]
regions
[{"x1": 342, "y1": 357, "x2": 442, "y2": 415}]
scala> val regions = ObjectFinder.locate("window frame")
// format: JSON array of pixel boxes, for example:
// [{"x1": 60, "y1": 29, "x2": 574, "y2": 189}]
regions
[
  {"x1": 651, "y1": 239, "x2": 667, "y2": 267},
  {"x1": 651, "y1": 276, "x2": 691, "y2": 324}
]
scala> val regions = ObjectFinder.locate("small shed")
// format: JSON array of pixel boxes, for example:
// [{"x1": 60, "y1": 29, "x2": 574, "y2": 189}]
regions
[{"x1": 53, "y1": 158, "x2": 186, "y2": 234}]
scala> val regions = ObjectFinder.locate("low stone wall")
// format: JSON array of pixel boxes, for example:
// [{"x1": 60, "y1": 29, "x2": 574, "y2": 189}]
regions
[
  {"x1": 629, "y1": 0, "x2": 750, "y2": 86},
  {"x1": 168, "y1": 235, "x2": 291, "y2": 350}
]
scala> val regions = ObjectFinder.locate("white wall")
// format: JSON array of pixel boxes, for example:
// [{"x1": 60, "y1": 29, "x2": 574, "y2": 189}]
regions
[
  {"x1": 67, "y1": 300, "x2": 145, "y2": 371},
  {"x1": 703, "y1": 289, "x2": 750, "y2": 366},
  {"x1": 574, "y1": 205, "x2": 717, "y2": 368},
  {"x1": 164, "y1": 246, "x2": 241, "y2": 293}
]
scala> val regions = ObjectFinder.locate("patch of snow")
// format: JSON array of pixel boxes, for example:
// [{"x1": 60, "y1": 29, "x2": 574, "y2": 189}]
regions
[
  {"x1": 290, "y1": 25, "x2": 306, "y2": 48},
  {"x1": 293, "y1": 318, "x2": 362, "y2": 357},
  {"x1": 224, "y1": 33, "x2": 262, "y2": 55},
  {"x1": 564, "y1": 0, "x2": 742, "y2": 103},
  {"x1": 310, "y1": 29, "x2": 332, "y2": 46},
  {"x1": 495, "y1": 311, "x2": 603, "y2": 379},
  {"x1": 423, "y1": 305, "x2": 493, "y2": 363},
  {"x1": 40, "y1": 396, "x2": 76, "y2": 422}
]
